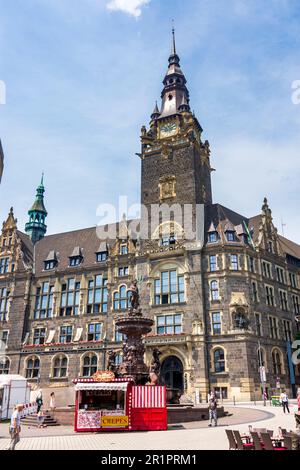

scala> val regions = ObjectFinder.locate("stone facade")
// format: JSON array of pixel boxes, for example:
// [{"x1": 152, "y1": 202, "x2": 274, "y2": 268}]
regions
[{"x1": 1, "y1": 37, "x2": 300, "y2": 406}]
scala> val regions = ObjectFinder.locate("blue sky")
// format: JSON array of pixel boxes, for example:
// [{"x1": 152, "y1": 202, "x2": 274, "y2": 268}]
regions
[{"x1": 0, "y1": 0, "x2": 299, "y2": 241}]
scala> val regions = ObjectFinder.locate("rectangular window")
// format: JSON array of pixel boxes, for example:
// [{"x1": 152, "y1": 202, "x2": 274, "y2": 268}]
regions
[
  {"x1": 249, "y1": 257, "x2": 255, "y2": 273},
  {"x1": 87, "y1": 275, "x2": 108, "y2": 314},
  {"x1": 276, "y1": 266, "x2": 285, "y2": 284},
  {"x1": 230, "y1": 254, "x2": 238, "y2": 271},
  {"x1": 214, "y1": 387, "x2": 228, "y2": 400},
  {"x1": 262, "y1": 261, "x2": 272, "y2": 279},
  {"x1": 210, "y1": 255, "x2": 217, "y2": 272},
  {"x1": 0, "y1": 258, "x2": 9, "y2": 274},
  {"x1": 120, "y1": 245, "x2": 128, "y2": 255},
  {"x1": 0, "y1": 330, "x2": 9, "y2": 346},
  {"x1": 255, "y1": 313, "x2": 262, "y2": 336},
  {"x1": 96, "y1": 252, "x2": 108, "y2": 262},
  {"x1": 156, "y1": 314, "x2": 182, "y2": 335},
  {"x1": 212, "y1": 312, "x2": 221, "y2": 335},
  {"x1": 266, "y1": 285, "x2": 275, "y2": 306},
  {"x1": 59, "y1": 326, "x2": 73, "y2": 343},
  {"x1": 283, "y1": 320, "x2": 292, "y2": 342},
  {"x1": 118, "y1": 267, "x2": 129, "y2": 277},
  {"x1": 34, "y1": 282, "x2": 54, "y2": 319},
  {"x1": 208, "y1": 232, "x2": 217, "y2": 243},
  {"x1": 289, "y1": 272, "x2": 297, "y2": 288},
  {"x1": 269, "y1": 317, "x2": 278, "y2": 339},
  {"x1": 87, "y1": 323, "x2": 102, "y2": 342},
  {"x1": 292, "y1": 295, "x2": 300, "y2": 314},
  {"x1": 44, "y1": 260, "x2": 56, "y2": 271},
  {"x1": 33, "y1": 328, "x2": 46, "y2": 345},
  {"x1": 115, "y1": 331, "x2": 125, "y2": 342},
  {"x1": 154, "y1": 270, "x2": 185, "y2": 305},
  {"x1": 279, "y1": 290, "x2": 288, "y2": 311},
  {"x1": 60, "y1": 279, "x2": 80, "y2": 316},
  {"x1": 226, "y1": 232, "x2": 235, "y2": 242},
  {"x1": 252, "y1": 282, "x2": 258, "y2": 303},
  {"x1": 0, "y1": 288, "x2": 10, "y2": 322}
]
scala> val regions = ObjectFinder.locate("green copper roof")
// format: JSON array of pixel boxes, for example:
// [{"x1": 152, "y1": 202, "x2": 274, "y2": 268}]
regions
[{"x1": 28, "y1": 174, "x2": 48, "y2": 215}]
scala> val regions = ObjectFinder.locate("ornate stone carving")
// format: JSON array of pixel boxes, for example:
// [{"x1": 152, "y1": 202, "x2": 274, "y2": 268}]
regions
[{"x1": 159, "y1": 175, "x2": 176, "y2": 201}]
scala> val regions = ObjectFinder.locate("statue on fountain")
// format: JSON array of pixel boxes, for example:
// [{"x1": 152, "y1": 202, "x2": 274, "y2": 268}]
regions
[
  {"x1": 107, "y1": 351, "x2": 116, "y2": 372},
  {"x1": 129, "y1": 280, "x2": 142, "y2": 316},
  {"x1": 149, "y1": 348, "x2": 162, "y2": 385}
]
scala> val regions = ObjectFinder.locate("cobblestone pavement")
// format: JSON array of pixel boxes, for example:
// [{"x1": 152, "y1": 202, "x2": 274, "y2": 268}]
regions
[{"x1": 0, "y1": 403, "x2": 297, "y2": 450}]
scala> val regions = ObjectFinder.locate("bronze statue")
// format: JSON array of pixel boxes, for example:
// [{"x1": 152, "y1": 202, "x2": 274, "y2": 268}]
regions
[
  {"x1": 129, "y1": 280, "x2": 140, "y2": 314},
  {"x1": 107, "y1": 351, "x2": 116, "y2": 372},
  {"x1": 150, "y1": 348, "x2": 162, "y2": 375}
]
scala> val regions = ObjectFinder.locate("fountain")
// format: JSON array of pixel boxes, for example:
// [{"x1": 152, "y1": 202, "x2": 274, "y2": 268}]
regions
[{"x1": 115, "y1": 280, "x2": 154, "y2": 384}]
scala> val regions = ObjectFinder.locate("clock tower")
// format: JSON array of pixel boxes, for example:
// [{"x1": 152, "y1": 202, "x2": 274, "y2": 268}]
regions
[{"x1": 140, "y1": 29, "x2": 213, "y2": 240}]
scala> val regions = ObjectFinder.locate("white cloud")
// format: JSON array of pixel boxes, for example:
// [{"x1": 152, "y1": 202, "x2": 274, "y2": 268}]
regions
[{"x1": 106, "y1": 0, "x2": 150, "y2": 18}]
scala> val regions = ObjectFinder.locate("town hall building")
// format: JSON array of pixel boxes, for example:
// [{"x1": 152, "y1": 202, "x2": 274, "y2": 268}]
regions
[{"x1": 0, "y1": 33, "x2": 300, "y2": 405}]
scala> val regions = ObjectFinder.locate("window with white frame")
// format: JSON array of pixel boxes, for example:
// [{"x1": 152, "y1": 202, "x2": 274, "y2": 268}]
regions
[
  {"x1": 213, "y1": 348, "x2": 225, "y2": 373},
  {"x1": 269, "y1": 316, "x2": 279, "y2": 339},
  {"x1": 156, "y1": 314, "x2": 182, "y2": 335},
  {"x1": 53, "y1": 355, "x2": 68, "y2": 378},
  {"x1": 283, "y1": 320, "x2": 292, "y2": 342},
  {"x1": 96, "y1": 251, "x2": 108, "y2": 262},
  {"x1": 272, "y1": 350, "x2": 282, "y2": 375},
  {"x1": 0, "y1": 258, "x2": 9, "y2": 274},
  {"x1": 276, "y1": 266, "x2": 285, "y2": 284},
  {"x1": 262, "y1": 261, "x2": 272, "y2": 278},
  {"x1": 265, "y1": 285, "x2": 275, "y2": 306},
  {"x1": 154, "y1": 270, "x2": 185, "y2": 305},
  {"x1": 292, "y1": 295, "x2": 300, "y2": 314},
  {"x1": 208, "y1": 232, "x2": 218, "y2": 243},
  {"x1": 279, "y1": 290, "x2": 288, "y2": 311},
  {"x1": 0, "y1": 330, "x2": 9, "y2": 347},
  {"x1": 118, "y1": 266, "x2": 129, "y2": 277},
  {"x1": 60, "y1": 279, "x2": 80, "y2": 316},
  {"x1": 255, "y1": 313, "x2": 262, "y2": 336},
  {"x1": 115, "y1": 330, "x2": 126, "y2": 342},
  {"x1": 87, "y1": 275, "x2": 108, "y2": 314},
  {"x1": 34, "y1": 282, "x2": 54, "y2": 319},
  {"x1": 120, "y1": 244, "x2": 128, "y2": 255},
  {"x1": 210, "y1": 280, "x2": 219, "y2": 301},
  {"x1": 87, "y1": 323, "x2": 102, "y2": 342},
  {"x1": 0, "y1": 287, "x2": 10, "y2": 321},
  {"x1": 248, "y1": 257, "x2": 255, "y2": 273},
  {"x1": 115, "y1": 353, "x2": 123, "y2": 365},
  {"x1": 289, "y1": 272, "x2": 297, "y2": 288}
]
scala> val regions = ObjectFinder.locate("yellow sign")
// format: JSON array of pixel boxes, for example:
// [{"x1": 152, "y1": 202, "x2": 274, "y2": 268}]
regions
[
  {"x1": 92, "y1": 371, "x2": 115, "y2": 382},
  {"x1": 101, "y1": 416, "x2": 129, "y2": 427}
]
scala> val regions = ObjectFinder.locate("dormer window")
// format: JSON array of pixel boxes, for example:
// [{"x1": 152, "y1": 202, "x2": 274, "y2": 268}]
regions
[
  {"x1": 208, "y1": 232, "x2": 218, "y2": 243},
  {"x1": 120, "y1": 244, "x2": 128, "y2": 255},
  {"x1": 226, "y1": 231, "x2": 236, "y2": 242},
  {"x1": 69, "y1": 247, "x2": 83, "y2": 267},
  {"x1": 44, "y1": 251, "x2": 58, "y2": 271},
  {"x1": 96, "y1": 251, "x2": 108, "y2": 262}
]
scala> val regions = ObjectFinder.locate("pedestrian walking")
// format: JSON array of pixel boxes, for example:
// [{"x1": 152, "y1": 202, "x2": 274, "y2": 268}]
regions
[
  {"x1": 36, "y1": 389, "x2": 43, "y2": 413},
  {"x1": 7, "y1": 404, "x2": 24, "y2": 450},
  {"x1": 37, "y1": 409, "x2": 45, "y2": 428},
  {"x1": 50, "y1": 392, "x2": 56, "y2": 418},
  {"x1": 280, "y1": 390, "x2": 290, "y2": 414},
  {"x1": 208, "y1": 392, "x2": 218, "y2": 427}
]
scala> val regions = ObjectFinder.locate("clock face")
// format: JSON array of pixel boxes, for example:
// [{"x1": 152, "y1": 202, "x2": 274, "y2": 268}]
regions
[{"x1": 160, "y1": 122, "x2": 178, "y2": 138}]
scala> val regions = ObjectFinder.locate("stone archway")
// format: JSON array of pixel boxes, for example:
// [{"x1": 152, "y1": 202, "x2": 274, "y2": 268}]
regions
[{"x1": 160, "y1": 355, "x2": 184, "y2": 392}]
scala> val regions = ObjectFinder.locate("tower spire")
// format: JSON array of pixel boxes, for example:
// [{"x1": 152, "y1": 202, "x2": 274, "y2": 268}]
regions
[
  {"x1": 25, "y1": 174, "x2": 48, "y2": 244},
  {"x1": 172, "y1": 22, "x2": 176, "y2": 55}
]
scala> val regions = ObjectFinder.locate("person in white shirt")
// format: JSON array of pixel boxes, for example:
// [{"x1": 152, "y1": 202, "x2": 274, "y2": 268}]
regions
[
  {"x1": 280, "y1": 390, "x2": 290, "y2": 414},
  {"x1": 7, "y1": 404, "x2": 24, "y2": 450}
]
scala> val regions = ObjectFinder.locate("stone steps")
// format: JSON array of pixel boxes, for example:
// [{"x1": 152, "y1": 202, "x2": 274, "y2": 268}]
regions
[{"x1": 21, "y1": 413, "x2": 60, "y2": 427}]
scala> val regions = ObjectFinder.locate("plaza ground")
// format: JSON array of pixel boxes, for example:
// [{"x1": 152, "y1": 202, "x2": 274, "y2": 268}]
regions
[{"x1": 0, "y1": 402, "x2": 297, "y2": 450}]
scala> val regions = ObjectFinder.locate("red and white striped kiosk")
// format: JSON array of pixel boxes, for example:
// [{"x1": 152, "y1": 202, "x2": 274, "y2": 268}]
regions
[{"x1": 73, "y1": 372, "x2": 167, "y2": 433}]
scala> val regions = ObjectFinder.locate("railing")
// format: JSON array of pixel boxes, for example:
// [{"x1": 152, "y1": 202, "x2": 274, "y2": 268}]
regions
[{"x1": 20, "y1": 402, "x2": 38, "y2": 417}]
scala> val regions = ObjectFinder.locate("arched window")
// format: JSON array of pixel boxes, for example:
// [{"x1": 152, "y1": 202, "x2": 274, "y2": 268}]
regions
[
  {"x1": 113, "y1": 286, "x2": 130, "y2": 310},
  {"x1": 210, "y1": 281, "x2": 219, "y2": 301},
  {"x1": 213, "y1": 348, "x2": 225, "y2": 373},
  {"x1": 272, "y1": 350, "x2": 282, "y2": 375},
  {"x1": 25, "y1": 356, "x2": 40, "y2": 379},
  {"x1": 82, "y1": 354, "x2": 98, "y2": 377},
  {"x1": 53, "y1": 355, "x2": 68, "y2": 378},
  {"x1": 257, "y1": 348, "x2": 265, "y2": 368},
  {"x1": 0, "y1": 356, "x2": 10, "y2": 374}
]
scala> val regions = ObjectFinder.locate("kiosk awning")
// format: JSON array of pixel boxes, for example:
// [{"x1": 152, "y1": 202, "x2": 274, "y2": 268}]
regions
[{"x1": 75, "y1": 382, "x2": 129, "y2": 392}]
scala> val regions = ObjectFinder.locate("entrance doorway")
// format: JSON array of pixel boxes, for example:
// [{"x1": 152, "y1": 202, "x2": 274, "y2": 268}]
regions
[{"x1": 160, "y1": 356, "x2": 184, "y2": 392}]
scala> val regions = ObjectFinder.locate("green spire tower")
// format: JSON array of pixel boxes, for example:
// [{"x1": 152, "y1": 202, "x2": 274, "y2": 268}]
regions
[{"x1": 25, "y1": 174, "x2": 48, "y2": 244}]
